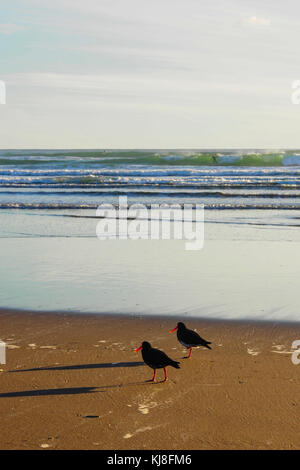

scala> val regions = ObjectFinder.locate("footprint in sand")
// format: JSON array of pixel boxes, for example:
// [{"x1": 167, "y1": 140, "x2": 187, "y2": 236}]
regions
[
  {"x1": 247, "y1": 347, "x2": 261, "y2": 356},
  {"x1": 138, "y1": 401, "x2": 158, "y2": 415},
  {"x1": 272, "y1": 344, "x2": 285, "y2": 350},
  {"x1": 271, "y1": 345, "x2": 293, "y2": 354}
]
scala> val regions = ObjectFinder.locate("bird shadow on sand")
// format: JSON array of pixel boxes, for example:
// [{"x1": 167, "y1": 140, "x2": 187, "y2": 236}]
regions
[
  {"x1": 0, "y1": 380, "x2": 165, "y2": 399},
  {"x1": 8, "y1": 361, "x2": 145, "y2": 373},
  {"x1": 4, "y1": 362, "x2": 170, "y2": 397},
  {"x1": 0, "y1": 386, "x2": 101, "y2": 398}
]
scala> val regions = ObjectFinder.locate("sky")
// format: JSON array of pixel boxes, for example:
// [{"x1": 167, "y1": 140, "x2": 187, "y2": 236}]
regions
[{"x1": 0, "y1": 0, "x2": 300, "y2": 148}]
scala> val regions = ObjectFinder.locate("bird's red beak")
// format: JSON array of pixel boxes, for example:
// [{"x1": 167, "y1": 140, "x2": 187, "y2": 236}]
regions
[
  {"x1": 134, "y1": 345, "x2": 142, "y2": 352},
  {"x1": 169, "y1": 326, "x2": 178, "y2": 333}
]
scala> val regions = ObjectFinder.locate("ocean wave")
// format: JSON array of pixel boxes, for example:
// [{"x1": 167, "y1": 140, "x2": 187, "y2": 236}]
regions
[
  {"x1": 1, "y1": 189, "x2": 300, "y2": 198},
  {"x1": 1, "y1": 150, "x2": 300, "y2": 212},
  {"x1": 282, "y1": 155, "x2": 300, "y2": 166},
  {"x1": 2, "y1": 166, "x2": 300, "y2": 177},
  {"x1": 1, "y1": 182, "x2": 299, "y2": 191},
  {"x1": 1, "y1": 202, "x2": 300, "y2": 210},
  {"x1": 1, "y1": 149, "x2": 300, "y2": 167}
]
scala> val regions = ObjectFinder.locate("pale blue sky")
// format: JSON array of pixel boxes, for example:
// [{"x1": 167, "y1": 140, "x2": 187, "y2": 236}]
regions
[{"x1": 0, "y1": 0, "x2": 300, "y2": 148}]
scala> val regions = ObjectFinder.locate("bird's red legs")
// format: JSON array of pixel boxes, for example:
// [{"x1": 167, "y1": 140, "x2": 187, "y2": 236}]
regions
[
  {"x1": 162, "y1": 367, "x2": 168, "y2": 382},
  {"x1": 150, "y1": 369, "x2": 157, "y2": 382},
  {"x1": 188, "y1": 347, "x2": 192, "y2": 359}
]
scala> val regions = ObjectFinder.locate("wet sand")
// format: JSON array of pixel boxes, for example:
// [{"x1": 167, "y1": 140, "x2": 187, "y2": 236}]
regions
[{"x1": 0, "y1": 309, "x2": 299, "y2": 450}]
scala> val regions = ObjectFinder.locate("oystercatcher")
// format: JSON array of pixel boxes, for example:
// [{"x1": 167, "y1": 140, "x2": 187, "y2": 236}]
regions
[
  {"x1": 134, "y1": 341, "x2": 180, "y2": 382},
  {"x1": 170, "y1": 322, "x2": 212, "y2": 359}
]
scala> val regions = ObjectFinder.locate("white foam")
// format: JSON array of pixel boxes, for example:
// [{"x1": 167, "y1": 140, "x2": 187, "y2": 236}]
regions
[
  {"x1": 123, "y1": 424, "x2": 164, "y2": 439},
  {"x1": 247, "y1": 348, "x2": 260, "y2": 356}
]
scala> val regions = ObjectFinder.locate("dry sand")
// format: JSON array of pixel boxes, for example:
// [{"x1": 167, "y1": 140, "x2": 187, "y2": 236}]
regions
[{"x1": 0, "y1": 309, "x2": 299, "y2": 450}]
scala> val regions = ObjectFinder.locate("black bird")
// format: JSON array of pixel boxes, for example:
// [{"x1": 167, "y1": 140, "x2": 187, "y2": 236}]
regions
[
  {"x1": 170, "y1": 322, "x2": 212, "y2": 359},
  {"x1": 134, "y1": 341, "x2": 180, "y2": 382}
]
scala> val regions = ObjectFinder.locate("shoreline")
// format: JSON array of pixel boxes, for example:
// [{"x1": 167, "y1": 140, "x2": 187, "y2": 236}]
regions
[
  {"x1": 0, "y1": 308, "x2": 300, "y2": 449},
  {"x1": 1, "y1": 307, "x2": 300, "y2": 328}
]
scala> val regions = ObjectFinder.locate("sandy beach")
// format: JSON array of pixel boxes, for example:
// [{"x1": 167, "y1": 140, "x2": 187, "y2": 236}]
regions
[
  {"x1": 0, "y1": 309, "x2": 299, "y2": 450},
  {"x1": 2, "y1": 0, "x2": 300, "y2": 455}
]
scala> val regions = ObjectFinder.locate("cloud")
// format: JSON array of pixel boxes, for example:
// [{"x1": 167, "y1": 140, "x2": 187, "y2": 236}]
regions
[
  {"x1": 246, "y1": 16, "x2": 271, "y2": 26},
  {"x1": 0, "y1": 23, "x2": 24, "y2": 35}
]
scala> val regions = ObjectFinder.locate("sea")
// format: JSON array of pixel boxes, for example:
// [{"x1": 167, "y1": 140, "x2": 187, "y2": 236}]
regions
[{"x1": 0, "y1": 149, "x2": 300, "y2": 322}]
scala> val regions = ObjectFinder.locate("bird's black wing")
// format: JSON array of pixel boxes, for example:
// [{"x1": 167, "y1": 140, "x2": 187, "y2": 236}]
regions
[
  {"x1": 144, "y1": 347, "x2": 178, "y2": 368},
  {"x1": 185, "y1": 328, "x2": 211, "y2": 347}
]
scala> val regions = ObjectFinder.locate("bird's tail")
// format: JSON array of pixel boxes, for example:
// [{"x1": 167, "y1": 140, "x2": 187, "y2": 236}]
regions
[
  {"x1": 170, "y1": 360, "x2": 180, "y2": 369},
  {"x1": 205, "y1": 342, "x2": 212, "y2": 350}
]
